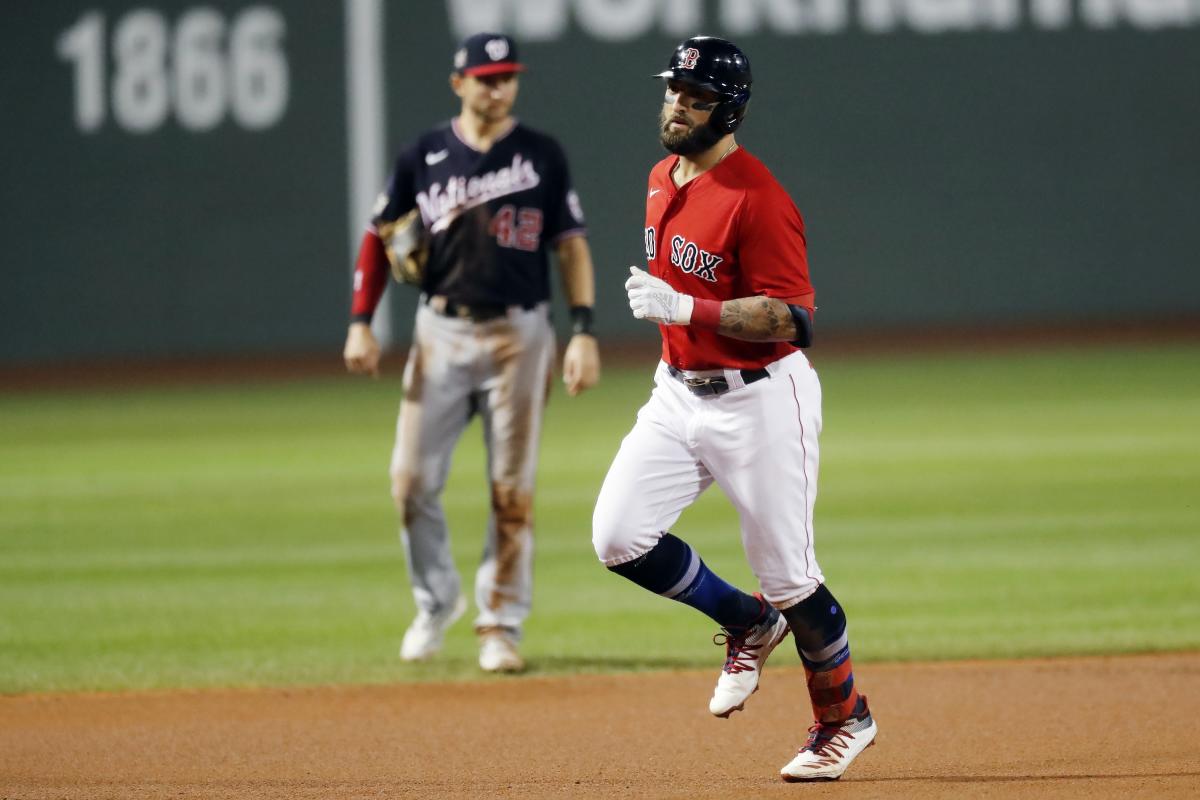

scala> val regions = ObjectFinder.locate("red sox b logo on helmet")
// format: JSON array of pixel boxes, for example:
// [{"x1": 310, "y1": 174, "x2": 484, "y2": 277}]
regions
[{"x1": 680, "y1": 47, "x2": 700, "y2": 70}]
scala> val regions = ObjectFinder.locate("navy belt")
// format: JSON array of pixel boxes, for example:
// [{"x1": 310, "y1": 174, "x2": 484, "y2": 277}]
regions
[
  {"x1": 667, "y1": 364, "x2": 770, "y2": 396},
  {"x1": 426, "y1": 295, "x2": 535, "y2": 322}
]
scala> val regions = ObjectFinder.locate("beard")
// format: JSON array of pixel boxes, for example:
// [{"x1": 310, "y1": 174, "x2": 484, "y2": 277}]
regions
[{"x1": 659, "y1": 111, "x2": 722, "y2": 156}]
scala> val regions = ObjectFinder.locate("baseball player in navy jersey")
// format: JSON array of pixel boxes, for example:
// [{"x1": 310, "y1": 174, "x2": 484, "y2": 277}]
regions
[
  {"x1": 592, "y1": 37, "x2": 877, "y2": 780},
  {"x1": 344, "y1": 32, "x2": 600, "y2": 673}
]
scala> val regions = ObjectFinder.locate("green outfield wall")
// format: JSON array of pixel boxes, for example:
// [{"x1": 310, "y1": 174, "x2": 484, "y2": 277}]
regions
[{"x1": 2, "y1": 1, "x2": 1198, "y2": 363}]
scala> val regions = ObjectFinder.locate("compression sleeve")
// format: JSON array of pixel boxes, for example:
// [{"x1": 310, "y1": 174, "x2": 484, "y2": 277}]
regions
[{"x1": 350, "y1": 229, "x2": 389, "y2": 323}]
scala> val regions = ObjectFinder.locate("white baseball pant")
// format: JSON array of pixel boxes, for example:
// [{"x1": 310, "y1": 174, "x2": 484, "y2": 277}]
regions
[{"x1": 593, "y1": 349, "x2": 825, "y2": 609}]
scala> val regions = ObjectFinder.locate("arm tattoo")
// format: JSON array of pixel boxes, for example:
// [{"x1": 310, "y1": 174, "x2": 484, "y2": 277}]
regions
[{"x1": 717, "y1": 297, "x2": 798, "y2": 342}]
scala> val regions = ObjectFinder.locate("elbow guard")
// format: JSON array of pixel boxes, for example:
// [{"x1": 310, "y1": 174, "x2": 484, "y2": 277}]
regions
[{"x1": 787, "y1": 304, "x2": 814, "y2": 349}]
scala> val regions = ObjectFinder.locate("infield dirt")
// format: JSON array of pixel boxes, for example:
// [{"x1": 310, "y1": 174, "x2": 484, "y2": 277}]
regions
[{"x1": 2, "y1": 652, "x2": 1198, "y2": 799}]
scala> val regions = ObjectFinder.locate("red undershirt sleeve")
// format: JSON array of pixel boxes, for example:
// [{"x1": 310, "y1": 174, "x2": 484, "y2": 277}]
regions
[{"x1": 350, "y1": 229, "x2": 389, "y2": 323}]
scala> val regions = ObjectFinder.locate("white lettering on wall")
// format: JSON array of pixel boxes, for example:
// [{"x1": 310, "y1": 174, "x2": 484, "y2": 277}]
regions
[
  {"x1": 662, "y1": 0, "x2": 704, "y2": 35},
  {"x1": 517, "y1": 0, "x2": 570, "y2": 38},
  {"x1": 721, "y1": 0, "x2": 848, "y2": 35},
  {"x1": 908, "y1": 0, "x2": 984, "y2": 33},
  {"x1": 448, "y1": 0, "x2": 700, "y2": 39},
  {"x1": 57, "y1": 6, "x2": 289, "y2": 134},
  {"x1": 1031, "y1": 0, "x2": 1074, "y2": 27},
  {"x1": 576, "y1": 0, "x2": 658, "y2": 40},
  {"x1": 1126, "y1": 0, "x2": 1192, "y2": 28},
  {"x1": 446, "y1": 0, "x2": 1198, "y2": 39}
]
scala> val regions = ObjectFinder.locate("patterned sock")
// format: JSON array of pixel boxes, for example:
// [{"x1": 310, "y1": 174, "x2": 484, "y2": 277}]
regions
[
  {"x1": 781, "y1": 583, "x2": 863, "y2": 723},
  {"x1": 607, "y1": 532, "x2": 765, "y2": 631}
]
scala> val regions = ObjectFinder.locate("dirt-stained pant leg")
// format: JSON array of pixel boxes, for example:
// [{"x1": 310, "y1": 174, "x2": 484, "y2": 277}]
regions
[
  {"x1": 390, "y1": 304, "x2": 478, "y2": 617},
  {"x1": 472, "y1": 306, "x2": 555, "y2": 635}
]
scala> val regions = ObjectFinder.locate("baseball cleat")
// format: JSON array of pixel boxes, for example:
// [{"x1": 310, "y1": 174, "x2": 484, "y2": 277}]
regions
[
  {"x1": 779, "y1": 697, "x2": 877, "y2": 782},
  {"x1": 478, "y1": 628, "x2": 525, "y2": 673},
  {"x1": 399, "y1": 595, "x2": 468, "y2": 661},
  {"x1": 708, "y1": 595, "x2": 791, "y2": 718}
]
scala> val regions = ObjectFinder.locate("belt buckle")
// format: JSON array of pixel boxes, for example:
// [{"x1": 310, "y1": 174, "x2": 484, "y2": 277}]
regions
[{"x1": 685, "y1": 377, "x2": 729, "y2": 396}]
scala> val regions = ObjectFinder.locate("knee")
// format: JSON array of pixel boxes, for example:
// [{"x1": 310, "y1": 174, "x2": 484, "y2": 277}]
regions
[
  {"x1": 591, "y1": 503, "x2": 616, "y2": 562},
  {"x1": 590, "y1": 509, "x2": 612, "y2": 562},
  {"x1": 592, "y1": 532, "x2": 626, "y2": 565},
  {"x1": 491, "y1": 484, "x2": 532, "y2": 539},
  {"x1": 390, "y1": 469, "x2": 428, "y2": 526},
  {"x1": 592, "y1": 502, "x2": 641, "y2": 564},
  {"x1": 779, "y1": 583, "x2": 849, "y2": 659},
  {"x1": 592, "y1": 473, "x2": 667, "y2": 564}
]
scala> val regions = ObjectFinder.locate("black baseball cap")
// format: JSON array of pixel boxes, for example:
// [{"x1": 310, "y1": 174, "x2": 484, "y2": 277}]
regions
[{"x1": 453, "y1": 33, "x2": 525, "y2": 77}]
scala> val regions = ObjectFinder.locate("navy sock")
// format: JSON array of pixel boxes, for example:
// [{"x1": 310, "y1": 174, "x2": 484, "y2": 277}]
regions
[
  {"x1": 781, "y1": 584, "x2": 863, "y2": 722},
  {"x1": 781, "y1": 583, "x2": 850, "y2": 670},
  {"x1": 607, "y1": 533, "x2": 765, "y2": 631}
]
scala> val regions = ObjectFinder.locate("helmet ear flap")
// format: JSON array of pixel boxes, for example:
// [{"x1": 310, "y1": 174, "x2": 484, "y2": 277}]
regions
[{"x1": 712, "y1": 89, "x2": 750, "y2": 135}]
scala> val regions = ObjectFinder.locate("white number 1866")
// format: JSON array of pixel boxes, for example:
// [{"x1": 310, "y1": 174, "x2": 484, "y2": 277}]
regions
[{"x1": 56, "y1": 6, "x2": 289, "y2": 134}]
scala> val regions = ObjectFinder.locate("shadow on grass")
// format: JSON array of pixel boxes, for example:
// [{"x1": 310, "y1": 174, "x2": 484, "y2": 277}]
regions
[
  {"x1": 523, "y1": 655, "x2": 706, "y2": 672},
  {"x1": 387, "y1": 653, "x2": 708, "y2": 681}
]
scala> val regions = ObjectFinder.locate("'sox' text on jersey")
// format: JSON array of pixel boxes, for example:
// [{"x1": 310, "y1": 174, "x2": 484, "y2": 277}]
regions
[{"x1": 668, "y1": 234, "x2": 722, "y2": 282}]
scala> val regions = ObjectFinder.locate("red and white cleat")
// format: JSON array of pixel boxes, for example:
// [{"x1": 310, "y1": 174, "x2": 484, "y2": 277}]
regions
[
  {"x1": 780, "y1": 697, "x2": 877, "y2": 781},
  {"x1": 708, "y1": 596, "x2": 791, "y2": 718}
]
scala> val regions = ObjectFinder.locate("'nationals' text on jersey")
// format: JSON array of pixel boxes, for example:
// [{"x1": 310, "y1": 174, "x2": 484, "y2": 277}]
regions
[{"x1": 373, "y1": 118, "x2": 585, "y2": 308}]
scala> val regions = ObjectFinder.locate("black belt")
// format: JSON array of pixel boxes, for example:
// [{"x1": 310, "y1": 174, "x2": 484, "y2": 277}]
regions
[
  {"x1": 425, "y1": 296, "x2": 535, "y2": 322},
  {"x1": 667, "y1": 364, "x2": 770, "y2": 396}
]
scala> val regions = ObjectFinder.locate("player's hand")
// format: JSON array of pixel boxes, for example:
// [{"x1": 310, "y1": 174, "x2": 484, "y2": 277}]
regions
[
  {"x1": 562, "y1": 333, "x2": 600, "y2": 397},
  {"x1": 343, "y1": 322, "x2": 381, "y2": 377},
  {"x1": 625, "y1": 266, "x2": 694, "y2": 325}
]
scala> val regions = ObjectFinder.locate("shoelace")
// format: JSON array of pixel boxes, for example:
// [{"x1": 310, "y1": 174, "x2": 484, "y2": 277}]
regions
[
  {"x1": 712, "y1": 628, "x2": 766, "y2": 674},
  {"x1": 799, "y1": 721, "x2": 860, "y2": 763}
]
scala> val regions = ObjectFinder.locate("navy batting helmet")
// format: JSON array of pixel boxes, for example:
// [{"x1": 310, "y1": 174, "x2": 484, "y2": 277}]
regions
[{"x1": 654, "y1": 36, "x2": 752, "y2": 135}]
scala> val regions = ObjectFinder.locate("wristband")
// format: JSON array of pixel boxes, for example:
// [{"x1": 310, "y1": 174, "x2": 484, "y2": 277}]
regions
[
  {"x1": 786, "y1": 304, "x2": 814, "y2": 348},
  {"x1": 690, "y1": 298, "x2": 722, "y2": 330},
  {"x1": 351, "y1": 312, "x2": 373, "y2": 325},
  {"x1": 569, "y1": 305, "x2": 595, "y2": 336}
]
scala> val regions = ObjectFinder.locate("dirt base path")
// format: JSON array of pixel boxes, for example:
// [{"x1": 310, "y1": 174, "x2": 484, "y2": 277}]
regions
[{"x1": 2, "y1": 653, "x2": 1197, "y2": 799}]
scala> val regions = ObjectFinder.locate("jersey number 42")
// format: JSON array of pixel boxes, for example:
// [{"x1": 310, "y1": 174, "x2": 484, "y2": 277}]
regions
[{"x1": 490, "y1": 205, "x2": 543, "y2": 252}]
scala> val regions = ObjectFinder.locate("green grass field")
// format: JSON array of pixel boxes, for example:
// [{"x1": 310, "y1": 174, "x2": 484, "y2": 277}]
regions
[{"x1": 2, "y1": 342, "x2": 1198, "y2": 693}]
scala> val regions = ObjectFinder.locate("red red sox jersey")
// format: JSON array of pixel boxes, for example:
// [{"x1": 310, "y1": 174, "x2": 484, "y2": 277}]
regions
[{"x1": 643, "y1": 147, "x2": 814, "y2": 371}]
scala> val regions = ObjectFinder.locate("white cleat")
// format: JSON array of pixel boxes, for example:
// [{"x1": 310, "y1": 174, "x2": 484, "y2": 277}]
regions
[
  {"x1": 708, "y1": 600, "x2": 791, "y2": 718},
  {"x1": 478, "y1": 628, "x2": 525, "y2": 673},
  {"x1": 780, "y1": 699, "x2": 877, "y2": 782},
  {"x1": 399, "y1": 595, "x2": 468, "y2": 662}
]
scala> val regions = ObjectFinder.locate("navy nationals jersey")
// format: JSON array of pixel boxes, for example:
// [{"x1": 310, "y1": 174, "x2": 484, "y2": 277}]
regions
[{"x1": 371, "y1": 119, "x2": 586, "y2": 307}]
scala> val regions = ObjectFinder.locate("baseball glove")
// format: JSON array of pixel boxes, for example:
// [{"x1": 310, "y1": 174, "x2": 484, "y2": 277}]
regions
[{"x1": 377, "y1": 208, "x2": 429, "y2": 286}]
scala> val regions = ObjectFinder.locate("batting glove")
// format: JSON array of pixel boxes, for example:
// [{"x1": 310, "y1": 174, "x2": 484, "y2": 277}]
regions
[{"x1": 625, "y1": 266, "x2": 694, "y2": 325}]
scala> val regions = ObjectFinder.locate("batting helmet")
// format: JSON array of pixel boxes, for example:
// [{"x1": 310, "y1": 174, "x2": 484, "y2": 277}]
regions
[{"x1": 654, "y1": 36, "x2": 753, "y2": 135}]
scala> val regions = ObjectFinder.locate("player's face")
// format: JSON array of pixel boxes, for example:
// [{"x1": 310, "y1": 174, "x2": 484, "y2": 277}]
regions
[
  {"x1": 659, "y1": 80, "x2": 723, "y2": 156},
  {"x1": 454, "y1": 72, "x2": 519, "y2": 124}
]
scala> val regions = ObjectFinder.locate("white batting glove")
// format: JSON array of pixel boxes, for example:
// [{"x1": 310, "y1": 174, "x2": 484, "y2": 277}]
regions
[{"x1": 625, "y1": 266, "x2": 694, "y2": 325}]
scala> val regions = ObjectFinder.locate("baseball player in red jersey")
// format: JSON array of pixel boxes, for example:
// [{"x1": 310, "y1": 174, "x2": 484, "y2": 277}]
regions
[{"x1": 592, "y1": 37, "x2": 877, "y2": 781}]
